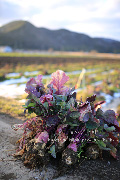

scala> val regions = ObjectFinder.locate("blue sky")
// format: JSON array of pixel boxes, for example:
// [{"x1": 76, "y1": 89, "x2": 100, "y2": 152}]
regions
[{"x1": 0, "y1": 0, "x2": 120, "y2": 40}]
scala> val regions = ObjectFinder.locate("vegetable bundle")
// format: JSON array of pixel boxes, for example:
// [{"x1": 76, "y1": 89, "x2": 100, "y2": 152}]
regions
[{"x1": 12, "y1": 70, "x2": 120, "y2": 167}]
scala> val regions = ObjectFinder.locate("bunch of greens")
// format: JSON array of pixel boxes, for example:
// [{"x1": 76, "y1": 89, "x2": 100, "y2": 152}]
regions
[{"x1": 12, "y1": 70, "x2": 120, "y2": 167}]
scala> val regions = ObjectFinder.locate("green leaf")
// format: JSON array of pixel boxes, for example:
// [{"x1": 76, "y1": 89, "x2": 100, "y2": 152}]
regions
[
  {"x1": 69, "y1": 111, "x2": 80, "y2": 119},
  {"x1": 104, "y1": 124, "x2": 115, "y2": 132},
  {"x1": 31, "y1": 94, "x2": 42, "y2": 105},
  {"x1": 46, "y1": 115, "x2": 59, "y2": 126},
  {"x1": 28, "y1": 108, "x2": 33, "y2": 114},
  {"x1": 43, "y1": 102, "x2": 49, "y2": 109},
  {"x1": 96, "y1": 140, "x2": 111, "y2": 150},
  {"x1": 26, "y1": 94, "x2": 33, "y2": 99},
  {"x1": 96, "y1": 108, "x2": 105, "y2": 125},
  {"x1": 68, "y1": 97, "x2": 75, "y2": 106},
  {"x1": 22, "y1": 105, "x2": 27, "y2": 108},
  {"x1": 56, "y1": 101, "x2": 66, "y2": 108},
  {"x1": 49, "y1": 101, "x2": 54, "y2": 105},
  {"x1": 77, "y1": 141, "x2": 87, "y2": 158},
  {"x1": 67, "y1": 122, "x2": 78, "y2": 127},
  {"x1": 86, "y1": 120, "x2": 99, "y2": 130},
  {"x1": 34, "y1": 107, "x2": 42, "y2": 116},
  {"x1": 56, "y1": 95, "x2": 67, "y2": 102},
  {"x1": 65, "y1": 103, "x2": 71, "y2": 110},
  {"x1": 50, "y1": 145, "x2": 56, "y2": 158},
  {"x1": 97, "y1": 140, "x2": 106, "y2": 148},
  {"x1": 97, "y1": 126, "x2": 104, "y2": 132},
  {"x1": 24, "y1": 99, "x2": 32, "y2": 107},
  {"x1": 27, "y1": 102, "x2": 36, "y2": 107}
]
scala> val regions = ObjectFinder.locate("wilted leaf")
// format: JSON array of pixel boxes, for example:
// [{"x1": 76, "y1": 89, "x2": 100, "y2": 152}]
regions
[
  {"x1": 12, "y1": 124, "x2": 23, "y2": 131},
  {"x1": 108, "y1": 132, "x2": 119, "y2": 146},
  {"x1": 13, "y1": 148, "x2": 25, "y2": 157},
  {"x1": 110, "y1": 146, "x2": 117, "y2": 159},
  {"x1": 110, "y1": 150, "x2": 117, "y2": 159},
  {"x1": 86, "y1": 94, "x2": 96, "y2": 102},
  {"x1": 113, "y1": 124, "x2": 120, "y2": 132},
  {"x1": 94, "y1": 101, "x2": 105, "y2": 109},
  {"x1": 57, "y1": 132, "x2": 68, "y2": 146}
]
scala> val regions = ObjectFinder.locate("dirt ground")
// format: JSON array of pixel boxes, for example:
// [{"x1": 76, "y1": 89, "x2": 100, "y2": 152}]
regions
[{"x1": 0, "y1": 113, "x2": 120, "y2": 180}]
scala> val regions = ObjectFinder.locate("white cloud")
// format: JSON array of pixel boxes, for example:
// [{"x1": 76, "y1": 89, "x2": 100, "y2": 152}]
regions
[
  {"x1": 1, "y1": 0, "x2": 120, "y2": 40},
  {"x1": 3, "y1": 0, "x2": 66, "y2": 9}
]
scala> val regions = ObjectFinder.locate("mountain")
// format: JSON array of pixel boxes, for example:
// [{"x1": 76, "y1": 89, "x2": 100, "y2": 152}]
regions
[{"x1": 0, "y1": 20, "x2": 120, "y2": 53}]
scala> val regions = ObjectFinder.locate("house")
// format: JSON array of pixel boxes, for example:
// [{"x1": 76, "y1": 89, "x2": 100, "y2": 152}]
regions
[{"x1": 0, "y1": 46, "x2": 13, "y2": 52}]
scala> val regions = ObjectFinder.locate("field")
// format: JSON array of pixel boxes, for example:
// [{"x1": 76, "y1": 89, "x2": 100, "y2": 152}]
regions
[
  {"x1": 0, "y1": 52, "x2": 120, "y2": 119},
  {"x1": 0, "y1": 52, "x2": 120, "y2": 180}
]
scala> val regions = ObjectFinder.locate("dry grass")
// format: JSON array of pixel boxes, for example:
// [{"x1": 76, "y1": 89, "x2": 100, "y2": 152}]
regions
[{"x1": 0, "y1": 96, "x2": 36, "y2": 120}]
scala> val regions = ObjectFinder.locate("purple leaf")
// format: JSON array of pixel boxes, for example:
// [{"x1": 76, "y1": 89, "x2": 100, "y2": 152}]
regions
[
  {"x1": 86, "y1": 94, "x2": 96, "y2": 102},
  {"x1": 83, "y1": 112, "x2": 90, "y2": 122},
  {"x1": 49, "y1": 70, "x2": 69, "y2": 95},
  {"x1": 96, "y1": 108, "x2": 105, "y2": 125},
  {"x1": 94, "y1": 101, "x2": 105, "y2": 109},
  {"x1": 68, "y1": 143, "x2": 77, "y2": 152},
  {"x1": 25, "y1": 78, "x2": 36, "y2": 93},
  {"x1": 40, "y1": 94, "x2": 53, "y2": 106},
  {"x1": 79, "y1": 102, "x2": 92, "y2": 121},
  {"x1": 35, "y1": 131, "x2": 49, "y2": 143},
  {"x1": 25, "y1": 75, "x2": 44, "y2": 97},
  {"x1": 45, "y1": 115, "x2": 60, "y2": 127},
  {"x1": 47, "y1": 84, "x2": 56, "y2": 95},
  {"x1": 56, "y1": 124, "x2": 68, "y2": 134},
  {"x1": 35, "y1": 75, "x2": 43, "y2": 87},
  {"x1": 104, "y1": 110, "x2": 119, "y2": 126}
]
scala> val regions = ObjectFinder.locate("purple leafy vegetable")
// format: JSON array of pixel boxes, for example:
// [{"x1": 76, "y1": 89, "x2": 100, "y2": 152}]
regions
[
  {"x1": 25, "y1": 75, "x2": 44, "y2": 97},
  {"x1": 48, "y1": 70, "x2": 69, "y2": 95},
  {"x1": 12, "y1": 70, "x2": 120, "y2": 167}
]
